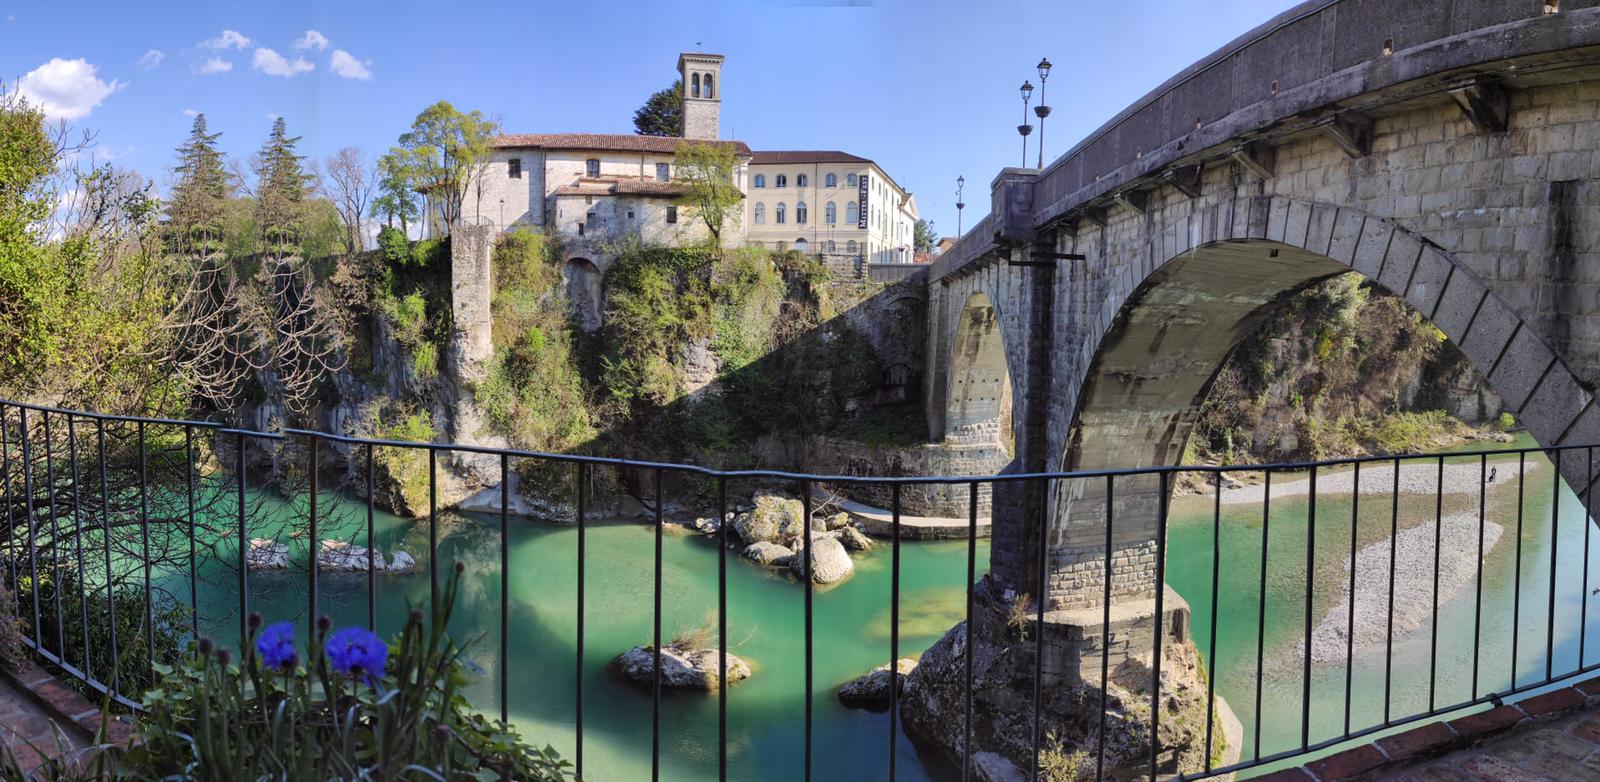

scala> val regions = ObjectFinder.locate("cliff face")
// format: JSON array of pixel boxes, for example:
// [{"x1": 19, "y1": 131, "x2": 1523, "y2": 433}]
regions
[{"x1": 1191, "y1": 273, "x2": 1506, "y2": 464}]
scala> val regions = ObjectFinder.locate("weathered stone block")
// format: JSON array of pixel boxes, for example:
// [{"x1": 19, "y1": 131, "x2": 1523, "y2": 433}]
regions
[
  {"x1": 1458, "y1": 293, "x2": 1518, "y2": 371},
  {"x1": 1327, "y1": 208, "x2": 1365, "y2": 266},
  {"x1": 1377, "y1": 229, "x2": 1423, "y2": 295},
  {"x1": 1351, "y1": 218, "x2": 1395, "y2": 279},
  {"x1": 1406, "y1": 246, "x2": 1454, "y2": 319},
  {"x1": 1487, "y1": 324, "x2": 1556, "y2": 411},
  {"x1": 1517, "y1": 363, "x2": 1590, "y2": 451}
]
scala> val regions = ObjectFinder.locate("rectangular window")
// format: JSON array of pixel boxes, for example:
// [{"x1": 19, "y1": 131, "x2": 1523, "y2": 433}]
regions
[
  {"x1": 508, "y1": 158, "x2": 522, "y2": 178},
  {"x1": 656, "y1": 162, "x2": 670, "y2": 182},
  {"x1": 666, "y1": 206, "x2": 678, "y2": 224},
  {"x1": 586, "y1": 159, "x2": 600, "y2": 177}
]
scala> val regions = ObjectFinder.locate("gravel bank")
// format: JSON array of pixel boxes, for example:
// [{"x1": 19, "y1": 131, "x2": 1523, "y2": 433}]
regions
[
  {"x1": 1297, "y1": 513, "x2": 1504, "y2": 664},
  {"x1": 1220, "y1": 459, "x2": 1542, "y2": 506}
]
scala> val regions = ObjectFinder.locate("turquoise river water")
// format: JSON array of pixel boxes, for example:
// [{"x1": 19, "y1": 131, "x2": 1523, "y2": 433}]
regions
[{"x1": 134, "y1": 437, "x2": 1595, "y2": 781}]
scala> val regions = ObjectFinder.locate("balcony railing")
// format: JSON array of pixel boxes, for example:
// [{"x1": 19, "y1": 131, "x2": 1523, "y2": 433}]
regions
[{"x1": 0, "y1": 396, "x2": 1596, "y2": 780}]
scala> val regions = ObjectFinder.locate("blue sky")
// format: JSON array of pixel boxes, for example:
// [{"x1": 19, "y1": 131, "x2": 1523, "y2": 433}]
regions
[{"x1": 3, "y1": 0, "x2": 1298, "y2": 237}]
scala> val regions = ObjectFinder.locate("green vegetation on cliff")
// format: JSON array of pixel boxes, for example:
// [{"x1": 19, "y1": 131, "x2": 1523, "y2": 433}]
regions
[{"x1": 1193, "y1": 273, "x2": 1501, "y2": 463}]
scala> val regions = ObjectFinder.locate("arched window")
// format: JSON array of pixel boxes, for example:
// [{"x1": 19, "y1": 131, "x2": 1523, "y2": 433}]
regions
[
  {"x1": 692, "y1": 73, "x2": 701, "y2": 98},
  {"x1": 776, "y1": 174, "x2": 788, "y2": 188},
  {"x1": 776, "y1": 203, "x2": 787, "y2": 224},
  {"x1": 827, "y1": 240, "x2": 836, "y2": 252},
  {"x1": 797, "y1": 173, "x2": 808, "y2": 187},
  {"x1": 825, "y1": 201, "x2": 837, "y2": 224},
  {"x1": 754, "y1": 203, "x2": 766, "y2": 224},
  {"x1": 704, "y1": 74, "x2": 714, "y2": 98},
  {"x1": 795, "y1": 237, "x2": 809, "y2": 253},
  {"x1": 846, "y1": 201, "x2": 858, "y2": 225},
  {"x1": 846, "y1": 240, "x2": 857, "y2": 253},
  {"x1": 825, "y1": 173, "x2": 837, "y2": 187},
  {"x1": 753, "y1": 174, "x2": 766, "y2": 188},
  {"x1": 847, "y1": 173, "x2": 858, "y2": 187},
  {"x1": 796, "y1": 201, "x2": 807, "y2": 224}
]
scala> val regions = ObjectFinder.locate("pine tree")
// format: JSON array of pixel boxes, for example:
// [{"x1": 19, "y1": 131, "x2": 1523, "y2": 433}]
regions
[
  {"x1": 166, "y1": 114, "x2": 229, "y2": 255},
  {"x1": 254, "y1": 117, "x2": 311, "y2": 257},
  {"x1": 633, "y1": 81, "x2": 683, "y2": 137}
]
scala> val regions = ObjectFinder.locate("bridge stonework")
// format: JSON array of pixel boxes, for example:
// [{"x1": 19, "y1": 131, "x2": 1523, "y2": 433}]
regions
[{"x1": 922, "y1": 2, "x2": 1600, "y2": 628}]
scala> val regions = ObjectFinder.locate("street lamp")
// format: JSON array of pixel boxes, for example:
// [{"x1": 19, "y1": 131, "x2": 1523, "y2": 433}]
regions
[
  {"x1": 1034, "y1": 58, "x2": 1052, "y2": 168},
  {"x1": 956, "y1": 175, "x2": 966, "y2": 236},
  {"x1": 1018, "y1": 80, "x2": 1034, "y2": 168}
]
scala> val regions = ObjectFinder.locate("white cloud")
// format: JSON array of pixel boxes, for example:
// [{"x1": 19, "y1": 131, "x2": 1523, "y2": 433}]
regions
[
  {"x1": 195, "y1": 56, "x2": 232, "y2": 75},
  {"x1": 182, "y1": 108, "x2": 199, "y2": 118},
  {"x1": 329, "y1": 49, "x2": 372, "y2": 80},
  {"x1": 295, "y1": 30, "x2": 329, "y2": 51},
  {"x1": 16, "y1": 58, "x2": 122, "y2": 121},
  {"x1": 201, "y1": 29, "x2": 251, "y2": 50},
  {"x1": 252, "y1": 47, "x2": 314, "y2": 77},
  {"x1": 136, "y1": 49, "x2": 165, "y2": 70}
]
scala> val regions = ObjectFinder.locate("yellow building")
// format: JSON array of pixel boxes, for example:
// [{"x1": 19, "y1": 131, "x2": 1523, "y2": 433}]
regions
[{"x1": 745, "y1": 151, "x2": 919, "y2": 267}]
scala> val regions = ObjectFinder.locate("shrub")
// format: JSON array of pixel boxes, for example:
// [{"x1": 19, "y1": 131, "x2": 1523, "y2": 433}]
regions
[
  {"x1": 1497, "y1": 411, "x2": 1517, "y2": 432},
  {"x1": 376, "y1": 225, "x2": 410, "y2": 267},
  {"x1": 15, "y1": 563, "x2": 188, "y2": 699},
  {"x1": 0, "y1": 583, "x2": 27, "y2": 673},
  {"x1": 372, "y1": 411, "x2": 436, "y2": 516},
  {"x1": 34, "y1": 565, "x2": 574, "y2": 780}
]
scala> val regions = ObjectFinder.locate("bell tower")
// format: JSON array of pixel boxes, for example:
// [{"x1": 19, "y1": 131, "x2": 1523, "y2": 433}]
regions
[{"x1": 678, "y1": 53, "x2": 724, "y2": 140}]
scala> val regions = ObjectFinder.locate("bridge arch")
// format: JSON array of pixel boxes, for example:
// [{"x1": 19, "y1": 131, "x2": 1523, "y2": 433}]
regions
[
  {"x1": 1046, "y1": 199, "x2": 1598, "y2": 611},
  {"x1": 945, "y1": 291, "x2": 1014, "y2": 450}
]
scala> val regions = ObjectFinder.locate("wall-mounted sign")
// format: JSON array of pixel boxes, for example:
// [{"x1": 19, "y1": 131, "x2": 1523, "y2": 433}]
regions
[{"x1": 857, "y1": 175, "x2": 869, "y2": 230}]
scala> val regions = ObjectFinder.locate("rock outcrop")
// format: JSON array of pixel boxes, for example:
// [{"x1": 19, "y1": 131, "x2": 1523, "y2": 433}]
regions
[
  {"x1": 901, "y1": 581, "x2": 1227, "y2": 781},
  {"x1": 742, "y1": 541, "x2": 793, "y2": 566},
  {"x1": 611, "y1": 643, "x2": 752, "y2": 691},
  {"x1": 247, "y1": 539, "x2": 288, "y2": 570},
  {"x1": 788, "y1": 535, "x2": 853, "y2": 585},
  {"x1": 838, "y1": 657, "x2": 917, "y2": 710}
]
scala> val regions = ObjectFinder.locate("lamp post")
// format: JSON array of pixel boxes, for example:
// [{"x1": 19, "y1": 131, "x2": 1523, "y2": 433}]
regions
[
  {"x1": 1034, "y1": 58, "x2": 1052, "y2": 168},
  {"x1": 956, "y1": 175, "x2": 966, "y2": 236},
  {"x1": 1018, "y1": 80, "x2": 1034, "y2": 168}
]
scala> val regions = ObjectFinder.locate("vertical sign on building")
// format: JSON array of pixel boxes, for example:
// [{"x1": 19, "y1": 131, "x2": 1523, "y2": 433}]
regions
[{"x1": 857, "y1": 174, "x2": 869, "y2": 229}]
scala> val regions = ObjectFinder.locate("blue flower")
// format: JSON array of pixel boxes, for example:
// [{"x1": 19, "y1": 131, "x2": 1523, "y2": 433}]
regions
[
  {"x1": 325, "y1": 627, "x2": 388, "y2": 680},
  {"x1": 256, "y1": 622, "x2": 296, "y2": 670}
]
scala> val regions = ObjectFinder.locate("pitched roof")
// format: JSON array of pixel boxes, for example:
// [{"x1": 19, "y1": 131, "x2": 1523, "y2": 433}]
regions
[
  {"x1": 550, "y1": 177, "x2": 689, "y2": 198},
  {"x1": 494, "y1": 133, "x2": 751, "y2": 155},
  {"x1": 748, "y1": 150, "x2": 871, "y2": 165}
]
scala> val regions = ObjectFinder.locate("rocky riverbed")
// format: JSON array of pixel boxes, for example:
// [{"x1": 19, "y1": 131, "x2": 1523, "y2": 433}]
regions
[
  {"x1": 1221, "y1": 458, "x2": 1541, "y2": 506},
  {"x1": 1301, "y1": 512, "x2": 1505, "y2": 664}
]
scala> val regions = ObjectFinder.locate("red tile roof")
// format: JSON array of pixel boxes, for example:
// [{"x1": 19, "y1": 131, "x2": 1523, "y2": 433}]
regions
[
  {"x1": 550, "y1": 177, "x2": 689, "y2": 198},
  {"x1": 494, "y1": 133, "x2": 751, "y2": 155},
  {"x1": 749, "y1": 150, "x2": 871, "y2": 165}
]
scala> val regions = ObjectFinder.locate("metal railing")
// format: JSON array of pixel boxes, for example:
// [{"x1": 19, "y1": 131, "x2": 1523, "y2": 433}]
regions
[{"x1": 0, "y1": 396, "x2": 1597, "y2": 780}]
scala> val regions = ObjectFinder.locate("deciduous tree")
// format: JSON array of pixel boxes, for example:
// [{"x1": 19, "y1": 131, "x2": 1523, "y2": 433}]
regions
[
  {"x1": 323, "y1": 147, "x2": 376, "y2": 254},
  {"x1": 392, "y1": 101, "x2": 498, "y2": 234},
  {"x1": 672, "y1": 141, "x2": 743, "y2": 257}
]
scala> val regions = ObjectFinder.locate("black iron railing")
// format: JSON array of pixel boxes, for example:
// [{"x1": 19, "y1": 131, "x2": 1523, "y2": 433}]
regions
[{"x1": 0, "y1": 396, "x2": 1596, "y2": 780}]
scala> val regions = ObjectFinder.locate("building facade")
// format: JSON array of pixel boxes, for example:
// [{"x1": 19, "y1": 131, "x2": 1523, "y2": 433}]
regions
[
  {"x1": 744, "y1": 151, "x2": 919, "y2": 267},
  {"x1": 454, "y1": 50, "x2": 919, "y2": 308}
]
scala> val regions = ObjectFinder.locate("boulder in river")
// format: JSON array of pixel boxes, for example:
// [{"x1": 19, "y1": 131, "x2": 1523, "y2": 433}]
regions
[
  {"x1": 742, "y1": 541, "x2": 794, "y2": 567},
  {"x1": 838, "y1": 658, "x2": 917, "y2": 710},
  {"x1": 386, "y1": 551, "x2": 417, "y2": 574},
  {"x1": 246, "y1": 539, "x2": 288, "y2": 571},
  {"x1": 691, "y1": 516, "x2": 721, "y2": 535},
  {"x1": 823, "y1": 512, "x2": 852, "y2": 531},
  {"x1": 838, "y1": 526, "x2": 875, "y2": 552},
  {"x1": 611, "y1": 643, "x2": 752, "y2": 691},
  {"x1": 317, "y1": 540, "x2": 384, "y2": 572},
  {"x1": 788, "y1": 535, "x2": 854, "y2": 586},
  {"x1": 733, "y1": 493, "x2": 806, "y2": 545}
]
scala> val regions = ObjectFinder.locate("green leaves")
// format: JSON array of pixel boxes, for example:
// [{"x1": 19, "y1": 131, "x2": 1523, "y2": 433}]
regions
[
  {"x1": 110, "y1": 567, "x2": 574, "y2": 781},
  {"x1": 390, "y1": 101, "x2": 499, "y2": 231}
]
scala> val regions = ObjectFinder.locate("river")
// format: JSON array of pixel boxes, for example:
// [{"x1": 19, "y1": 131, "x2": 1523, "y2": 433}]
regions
[{"x1": 141, "y1": 436, "x2": 1591, "y2": 780}]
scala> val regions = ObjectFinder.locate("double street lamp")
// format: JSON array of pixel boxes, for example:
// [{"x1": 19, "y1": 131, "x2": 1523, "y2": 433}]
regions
[
  {"x1": 1018, "y1": 80, "x2": 1034, "y2": 168},
  {"x1": 1035, "y1": 58, "x2": 1052, "y2": 168}
]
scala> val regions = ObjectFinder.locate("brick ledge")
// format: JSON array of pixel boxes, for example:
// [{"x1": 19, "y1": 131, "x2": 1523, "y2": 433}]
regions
[{"x1": 1249, "y1": 674, "x2": 1600, "y2": 781}]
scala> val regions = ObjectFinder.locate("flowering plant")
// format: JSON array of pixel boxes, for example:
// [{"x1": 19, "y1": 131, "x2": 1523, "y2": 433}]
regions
[{"x1": 111, "y1": 562, "x2": 572, "y2": 781}]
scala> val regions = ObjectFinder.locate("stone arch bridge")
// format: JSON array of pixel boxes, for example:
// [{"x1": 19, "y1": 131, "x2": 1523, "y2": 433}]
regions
[{"x1": 916, "y1": 0, "x2": 1600, "y2": 625}]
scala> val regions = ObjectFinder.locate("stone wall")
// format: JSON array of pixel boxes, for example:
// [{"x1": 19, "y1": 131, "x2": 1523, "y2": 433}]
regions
[{"x1": 927, "y1": 78, "x2": 1600, "y2": 611}]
